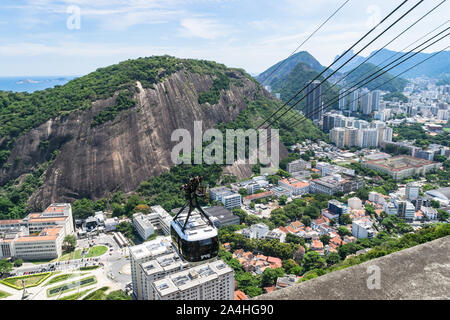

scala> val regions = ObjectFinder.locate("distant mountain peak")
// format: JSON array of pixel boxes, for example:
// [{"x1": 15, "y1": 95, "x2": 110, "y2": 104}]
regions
[{"x1": 256, "y1": 51, "x2": 324, "y2": 85}]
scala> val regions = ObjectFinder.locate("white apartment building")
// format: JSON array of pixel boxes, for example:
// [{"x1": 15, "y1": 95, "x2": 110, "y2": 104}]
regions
[
  {"x1": 360, "y1": 128, "x2": 379, "y2": 148},
  {"x1": 383, "y1": 202, "x2": 398, "y2": 215},
  {"x1": 421, "y1": 207, "x2": 438, "y2": 220},
  {"x1": 352, "y1": 220, "x2": 375, "y2": 239},
  {"x1": 140, "y1": 252, "x2": 189, "y2": 300},
  {"x1": 133, "y1": 213, "x2": 155, "y2": 240},
  {"x1": 152, "y1": 260, "x2": 234, "y2": 300},
  {"x1": 12, "y1": 227, "x2": 65, "y2": 260},
  {"x1": 241, "y1": 223, "x2": 269, "y2": 239},
  {"x1": 405, "y1": 182, "x2": 420, "y2": 200},
  {"x1": 132, "y1": 205, "x2": 173, "y2": 241},
  {"x1": 129, "y1": 237, "x2": 176, "y2": 300},
  {"x1": 330, "y1": 127, "x2": 346, "y2": 148},
  {"x1": 348, "y1": 197, "x2": 362, "y2": 210},
  {"x1": 209, "y1": 187, "x2": 242, "y2": 209},
  {"x1": 368, "y1": 191, "x2": 386, "y2": 205}
]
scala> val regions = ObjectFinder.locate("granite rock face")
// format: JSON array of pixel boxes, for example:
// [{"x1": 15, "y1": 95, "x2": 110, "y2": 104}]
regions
[
  {"x1": 1, "y1": 69, "x2": 271, "y2": 210},
  {"x1": 255, "y1": 235, "x2": 450, "y2": 300}
]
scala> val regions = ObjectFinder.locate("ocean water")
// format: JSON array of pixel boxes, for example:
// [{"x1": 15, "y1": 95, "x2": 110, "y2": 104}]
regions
[{"x1": 0, "y1": 76, "x2": 78, "y2": 93}]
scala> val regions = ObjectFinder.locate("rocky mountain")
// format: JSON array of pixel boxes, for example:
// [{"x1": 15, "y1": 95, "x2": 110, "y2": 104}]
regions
[
  {"x1": 256, "y1": 51, "x2": 325, "y2": 85},
  {"x1": 0, "y1": 56, "x2": 323, "y2": 216}
]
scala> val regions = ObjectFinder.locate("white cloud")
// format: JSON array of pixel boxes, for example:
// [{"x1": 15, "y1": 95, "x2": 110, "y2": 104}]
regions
[{"x1": 179, "y1": 18, "x2": 232, "y2": 39}]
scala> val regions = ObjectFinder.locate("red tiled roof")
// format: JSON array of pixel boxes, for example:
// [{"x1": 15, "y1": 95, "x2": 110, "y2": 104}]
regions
[{"x1": 234, "y1": 290, "x2": 248, "y2": 300}]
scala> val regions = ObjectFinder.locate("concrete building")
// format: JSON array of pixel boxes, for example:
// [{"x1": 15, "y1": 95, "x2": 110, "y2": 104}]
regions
[
  {"x1": 104, "y1": 217, "x2": 119, "y2": 232},
  {"x1": 132, "y1": 205, "x2": 172, "y2": 240},
  {"x1": 369, "y1": 192, "x2": 386, "y2": 205},
  {"x1": 209, "y1": 187, "x2": 242, "y2": 209},
  {"x1": 330, "y1": 127, "x2": 346, "y2": 148},
  {"x1": 327, "y1": 200, "x2": 349, "y2": 217},
  {"x1": 0, "y1": 203, "x2": 74, "y2": 260},
  {"x1": 129, "y1": 237, "x2": 176, "y2": 300},
  {"x1": 140, "y1": 252, "x2": 189, "y2": 300},
  {"x1": 348, "y1": 197, "x2": 363, "y2": 210},
  {"x1": 372, "y1": 90, "x2": 380, "y2": 111},
  {"x1": 278, "y1": 178, "x2": 310, "y2": 196},
  {"x1": 305, "y1": 80, "x2": 323, "y2": 122},
  {"x1": 360, "y1": 128, "x2": 379, "y2": 148},
  {"x1": 204, "y1": 206, "x2": 240, "y2": 228},
  {"x1": 350, "y1": 88, "x2": 359, "y2": 112},
  {"x1": 363, "y1": 155, "x2": 440, "y2": 180},
  {"x1": 133, "y1": 213, "x2": 155, "y2": 240},
  {"x1": 352, "y1": 220, "x2": 375, "y2": 239},
  {"x1": 287, "y1": 159, "x2": 311, "y2": 173},
  {"x1": 360, "y1": 89, "x2": 372, "y2": 115},
  {"x1": 339, "y1": 88, "x2": 348, "y2": 110},
  {"x1": 152, "y1": 260, "x2": 234, "y2": 300},
  {"x1": 241, "y1": 223, "x2": 269, "y2": 239},
  {"x1": 310, "y1": 174, "x2": 364, "y2": 196},
  {"x1": 405, "y1": 182, "x2": 420, "y2": 200}
]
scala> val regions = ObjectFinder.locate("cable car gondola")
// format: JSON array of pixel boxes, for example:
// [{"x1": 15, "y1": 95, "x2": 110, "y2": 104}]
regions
[{"x1": 170, "y1": 176, "x2": 219, "y2": 262}]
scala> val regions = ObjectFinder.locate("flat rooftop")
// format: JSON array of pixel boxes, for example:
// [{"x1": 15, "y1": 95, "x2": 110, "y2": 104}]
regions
[
  {"x1": 364, "y1": 155, "x2": 436, "y2": 172},
  {"x1": 129, "y1": 236, "x2": 174, "y2": 260}
]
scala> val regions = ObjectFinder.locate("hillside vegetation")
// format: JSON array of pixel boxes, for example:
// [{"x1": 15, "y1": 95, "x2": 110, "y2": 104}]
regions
[
  {"x1": 269, "y1": 62, "x2": 339, "y2": 110},
  {"x1": 0, "y1": 55, "x2": 325, "y2": 219},
  {"x1": 344, "y1": 62, "x2": 408, "y2": 92},
  {"x1": 0, "y1": 56, "x2": 235, "y2": 167}
]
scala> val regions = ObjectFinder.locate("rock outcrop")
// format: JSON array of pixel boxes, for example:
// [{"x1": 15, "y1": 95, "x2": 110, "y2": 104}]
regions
[{"x1": 1, "y1": 69, "x2": 272, "y2": 209}]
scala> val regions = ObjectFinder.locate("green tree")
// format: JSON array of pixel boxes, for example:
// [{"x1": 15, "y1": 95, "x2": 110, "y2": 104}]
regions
[
  {"x1": 116, "y1": 221, "x2": 134, "y2": 240},
  {"x1": 337, "y1": 226, "x2": 351, "y2": 237},
  {"x1": 301, "y1": 215, "x2": 312, "y2": 227},
  {"x1": 261, "y1": 267, "x2": 285, "y2": 287},
  {"x1": 0, "y1": 259, "x2": 13, "y2": 275},
  {"x1": 278, "y1": 195, "x2": 288, "y2": 205},
  {"x1": 72, "y1": 198, "x2": 95, "y2": 219},
  {"x1": 285, "y1": 233, "x2": 302, "y2": 244},
  {"x1": 63, "y1": 235, "x2": 77, "y2": 252},
  {"x1": 238, "y1": 188, "x2": 249, "y2": 197},
  {"x1": 339, "y1": 214, "x2": 352, "y2": 225},
  {"x1": 325, "y1": 252, "x2": 340, "y2": 266},
  {"x1": 437, "y1": 209, "x2": 449, "y2": 221},
  {"x1": 430, "y1": 200, "x2": 441, "y2": 209},
  {"x1": 302, "y1": 251, "x2": 326, "y2": 271},
  {"x1": 13, "y1": 259, "x2": 23, "y2": 267},
  {"x1": 105, "y1": 290, "x2": 132, "y2": 300},
  {"x1": 320, "y1": 234, "x2": 330, "y2": 245}
]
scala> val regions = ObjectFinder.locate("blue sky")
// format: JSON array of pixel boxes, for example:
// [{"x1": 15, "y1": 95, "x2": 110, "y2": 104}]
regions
[{"x1": 1, "y1": 0, "x2": 449, "y2": 76}]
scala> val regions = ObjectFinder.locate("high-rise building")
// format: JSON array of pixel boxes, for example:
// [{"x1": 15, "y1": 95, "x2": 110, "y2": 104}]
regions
[
  {"x1": 406, "y1": 182, "x2": 420, "y2": 200},
  {"x1": 306, "y1": 80, "x2": 323, "y2": 122},
  {"x1": 350, "y1": 88, "x2": 359, "y2": 112},
  {"x1": 152, "y1": 260, "x2": 234, "y2": 300},
  {"x1": 359, "y1": 128, "x2": 378, "y2": 148},
  {"x1": 129, "y1": 237, "x2": 176, "y2": 300},
  {"x1": 372, "y1": 90, "x2": 380, "y2": 111},
  {"x1": 339, "y1": 88, "x2": 348, "y2": 110},
  {"x1": 361, "y1": 89, "x2": 372, "y2": 115},
  {"x1": 345, "y1": 127, "x2": 360, "y2": 147},
  {"x1": 330, "y1": 127, "x2": 346, "y2": 148}
]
